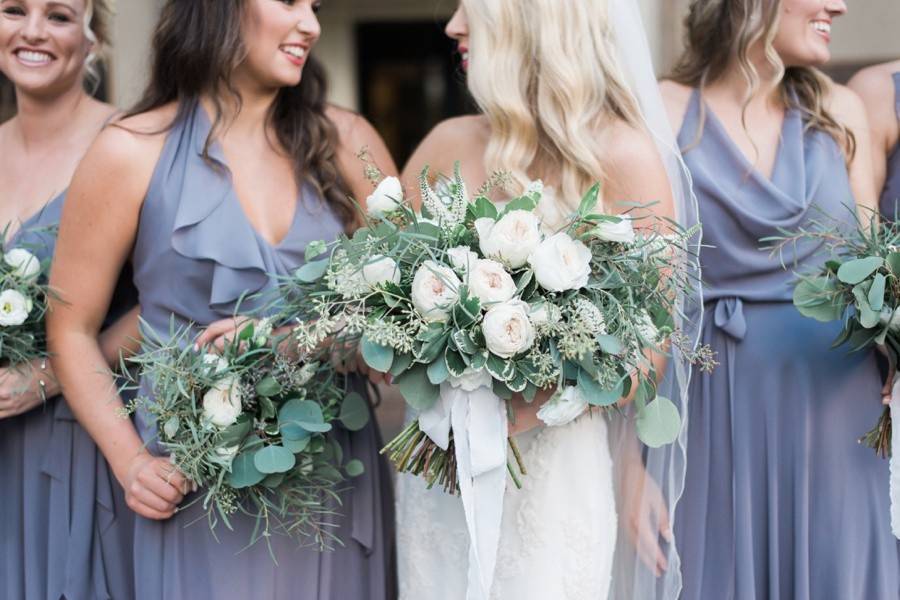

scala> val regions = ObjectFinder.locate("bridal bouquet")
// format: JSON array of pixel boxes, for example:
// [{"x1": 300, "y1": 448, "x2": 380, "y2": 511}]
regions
[
  {"x1": 124, "y1": 318, "x2": 371, "y2": 551},
  {"x1": 0, "y1": 237, "x2": 53, "y2": 367},
  {"x1": 769, "y1": 212, "x2": 900, "y2": 538},
  {"x1": 286, "y1": 166, "x2": 701, "y2": 489}
]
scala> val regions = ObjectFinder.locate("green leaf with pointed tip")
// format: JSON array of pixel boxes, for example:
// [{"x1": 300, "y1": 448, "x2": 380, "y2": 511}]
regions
[
  {"x1": 793, "y1": 276, "x2": 844, "y2": 322},
  {"x1": 255, "y1": 375, "x2": 282, "y2": 398},
  {"x1": 254, "y1": 445, "x2": 296, "y2": 474},
  {"x1": 394, "y1": 364, "x2": 440, "y2": 410},
  {"x1": 361, "y1": 336, "x2": 394, "y2": 373},
  {"x1": 887, "y1": 253, "x2": 900, "y2": 275},
  {"x1": 295, "y1": 259, "x2": 329, "y2": 283},
  {"x1": 229, "y1": 452, "x2": 266, "y2": 488},
  {"x1": 492, "y1": 379, "x2": 513, "y2": 400},
  {"x1": 471, "y1": 196, "x2": 499, "y2": 220},
  {"x1": 258, "y1": 396, "x2": 276, "y2": 421},
  {"x1": 577, "y1": 183, "x2": 601, "y2": 216},
  {"x1": 345, "y1": 459, "x2": 365, "y2": 477},
  {"x1": 163, "y1": 415, "x2": 179, "y2": 439},
  {"x1": 636, "y1": 396, "x2": 682, "y2": 448},
  {"x1": 869, "y1": 273, "x2": 886, "y2": 312},
  {"x1": 498, "y1": 195, "x2": 539, "y2": 217},
  {"x1": 445, "y1": 349, "x2": 468, "y2": 378},
  {"x1": 217, "y1": 416, "x2": 252, "y2": 447},
  {"x1": 837, "y1": 256, "x2": 883, "y2": 284},
  {"x1": 418, "y1": 332, "x2": 451, "y2": 364},
  {"x1": 339, "y1": 392, "x2": 370, "y2": 432}
]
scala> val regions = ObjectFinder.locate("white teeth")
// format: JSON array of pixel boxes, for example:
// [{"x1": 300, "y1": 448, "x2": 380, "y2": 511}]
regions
[
  {"x1": 812, "y1": 21, "x2": 831, "y2": 34},
  {"x1": 462, "y1": 52, "x2": 469, "y2": 61},
  {"x1": 16, "y1": 50, "x2": 52, "y2": 64},
  {"x1": 281, "y1": 46, "x2": 306, "y2": 59}
]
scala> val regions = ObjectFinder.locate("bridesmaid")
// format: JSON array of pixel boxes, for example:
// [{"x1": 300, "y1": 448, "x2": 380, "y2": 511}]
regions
[
  {"x1": 0, "y1": 1, "x2": 139, "y2": 599},
  {"x1": 849, "y1": 60, "x2": 900, "y2": 220},
  {"x1": 47, "y1": 1, "x2": 397, "y2": 599},
  {"x1": 661, "y1": 1, "x2": 899, "y2": 598}
]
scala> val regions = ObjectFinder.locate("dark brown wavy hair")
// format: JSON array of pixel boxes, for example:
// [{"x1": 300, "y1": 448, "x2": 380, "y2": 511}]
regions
[
  {"x1": 670, "y1": 0, "x2": 855, "y2": 160},
  {"x1": 127, "y1": 0, "x2": 355, "y2": 227}
]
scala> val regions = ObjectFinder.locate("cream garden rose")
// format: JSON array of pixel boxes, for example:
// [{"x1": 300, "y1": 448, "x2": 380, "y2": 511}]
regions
[
  {"x1": 362, "y1": 255, "x2": 401, "y2": 289},
  {"x1": 482, "y1": 300, "x2": 535, "y2": 358},
  {"x1": 537, "y1": 386, "x2": 589, "y2": 427},
  {"x1": 474, "y1": 210, "x2": 543, "y2": 268},
  {"x1": 446, "y1": 246, "x2": 478, "y2": 274},
  {"x1": 366, "y1": 176, "x2": 403, "y2": 217},
  {"x1": 0, "y1": 289, "x2": 31, "y2": 327},
  {"x1": 593, "y1": 217, "x2": 636, "y2": 244},
  {"x1": 529, "y1": 232, "x2": 592, "y2": 292},
  {"x1": 4, "y1": 248, "x2": 40, "y2": 280},
  {"x1": 411, "y1": 261, "x2": 461, "y2": 322},
  {"x1": 202, "y1": 376, "x2": 243, "y2": 429},
  {"x1": 468, "y1": 259, "x2": 516, "y2": 306}
]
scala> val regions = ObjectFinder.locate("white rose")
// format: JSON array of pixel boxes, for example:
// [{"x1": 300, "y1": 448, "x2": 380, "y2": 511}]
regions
[
  {"x1": 361, "y1": 255, "x2": 401, "y2": 289},
  {"x1": 474, "y1": 210, "x2": 543, "y2": 268},
  {"x1": 411, "y1": 260, "x2": 461, "y2": 322},
  {"x1": 0, "y1": 289, "x2": 31, "y2": 326},
  {"x1": 446, "y1": 246, "x2": 478, "y2": 274},
  {"x1": 593, "y1": 217, "x2": 636, "y2": 244},
  {"x1": 366, "y1": 176, "x2": 403, "y2": 217},
  {"x1": 528, "y1": 232, "x2": 592, "y2": 292},
  {"x1": 202, "y1": 376, "x2": 243, "y2": 429},
  {"x1": 4, "y1": 248, "x2": 40, "y2": 280},
  {"x1": 202, "y1": 353, "x2": 229, "y2": 374},
  {"x1": 448, "y1": 367, "x2": 493, "y2": 392},
  {"x1": 467, "y1": 259, "x2": 516, "y2": 306},
  {"x1": 482, "y1": 300, "x2": 535, "y2": 358},
  {"x1": 537, "y1": 386, "x2": 589, "y2": 427}
]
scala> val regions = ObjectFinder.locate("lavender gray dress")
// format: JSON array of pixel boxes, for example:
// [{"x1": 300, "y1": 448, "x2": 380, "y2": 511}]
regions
[
  {"x1": 879, "y1": 72, "x2": 900, "y2": 220},
  {"x1": 130, "y1": 101, "x2": 395, "y2": 600},
  {"x1": 674, "y1": 90, "x2": 900, "y2": 599},
  {"x1": 0, "y1": 194, "x2": 138, "y2": 600}
]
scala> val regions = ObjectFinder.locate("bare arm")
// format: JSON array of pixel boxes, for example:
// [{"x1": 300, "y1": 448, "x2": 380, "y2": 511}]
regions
[
  {"x1": 828, "y1": 84, "x2": 879, "y2": 217},
  {"x1": 849, "y1": 66, "x2": 899, "y2": 197},
  {"x1": 47, "y1": 119, "x2": 188, "y2": 520}
]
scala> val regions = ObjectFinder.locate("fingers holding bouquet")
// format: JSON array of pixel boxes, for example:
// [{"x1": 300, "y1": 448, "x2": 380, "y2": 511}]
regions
[{"x1": 124, "y1": 451, "x2": 190, "y2": 520}]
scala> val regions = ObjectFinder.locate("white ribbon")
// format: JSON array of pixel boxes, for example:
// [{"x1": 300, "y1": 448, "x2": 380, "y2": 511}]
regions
[
  {"x1": 891, "y1": 378, "x2": 900, "y2": 539},
  {"x1": 418, "y1": 373, "x2": 508, "y2": 600}
]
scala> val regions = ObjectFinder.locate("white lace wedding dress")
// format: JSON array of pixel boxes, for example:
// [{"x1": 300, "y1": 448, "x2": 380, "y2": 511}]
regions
[{"x1": 396, "y1": 414, "x2": 618, "y2": 600}]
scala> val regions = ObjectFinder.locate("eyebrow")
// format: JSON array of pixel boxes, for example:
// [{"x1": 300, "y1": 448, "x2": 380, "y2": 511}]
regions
[{"x1": 45, "y1": 1, "x2": 78, "y2": 14}]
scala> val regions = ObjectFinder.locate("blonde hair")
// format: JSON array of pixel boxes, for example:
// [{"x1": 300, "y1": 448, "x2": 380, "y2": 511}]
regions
[
  {"x1": 83, "y1": 0, "x2": 112, "y2": 91},
  {"x1": 670, "y1": 0, "x2": 855, "y2": 159},
  {"x1": 461, "y1": 0, "x2": 642, "y2": 226}
]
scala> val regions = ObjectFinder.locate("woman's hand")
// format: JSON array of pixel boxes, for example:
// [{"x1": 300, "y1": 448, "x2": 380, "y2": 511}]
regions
[
  {"x1": 0, "y1": 360, "x2": 60, "y2": 420},
  {"x1": 194, "y1": 317, "x2": 258, "y2": 354},
  {"x1": 122, "y1": 451, "x2": 191, "y2": 520},
  {"x1": 620, "y1": 464, "x2": 672, "y2": 577}
]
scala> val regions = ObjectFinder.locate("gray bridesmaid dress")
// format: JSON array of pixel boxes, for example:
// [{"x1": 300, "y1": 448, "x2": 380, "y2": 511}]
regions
[
  {"x1": 129, "y1": 101, "x2": 395, "y2": 600},
  {"x1": 0, "y1": 194, "x2": 138, "y2": 600},
  {"x1": 879, "y1": 72, "x2": 900, "y2": 220},
  {"x1": 673, "y1": 90, "x2": 900, "y2": 599}
]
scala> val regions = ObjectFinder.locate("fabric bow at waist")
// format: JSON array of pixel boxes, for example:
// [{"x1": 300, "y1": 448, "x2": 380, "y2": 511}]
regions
[{"x1": 713, "y1": 297, "x2": 747, "y2": 341}]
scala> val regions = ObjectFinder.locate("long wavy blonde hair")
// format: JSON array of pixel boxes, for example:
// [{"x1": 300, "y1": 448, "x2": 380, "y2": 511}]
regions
[
  {"x1": 462, "y1": 0, "x2": 642, "y2": 226},
  {"x1": 670, "y1": 0, "x2": 855, "y2": 159}
]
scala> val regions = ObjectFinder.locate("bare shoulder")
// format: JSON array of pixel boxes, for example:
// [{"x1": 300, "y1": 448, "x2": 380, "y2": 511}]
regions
[
  {"x1": 658, "y1": 79, "x2": 694, "y2": 134},
  {"x1": 403, "y1": 115, "x2": 490, "y2": 176},
  {"x1": 426, "y1": 114, "x2": 491, "y2": 148},
  {"x1": 599, "y1": 119, "x2": 663, "y2": 175},
  {"x1": 325, "y1": 103, "x2": 398, "y2": 181},
  {"x1": 825, "y1": 82, "x2": 868, "y2": 130},
  {"x1": 848, "y1": 60, "x2": 900, "y2": 101}
]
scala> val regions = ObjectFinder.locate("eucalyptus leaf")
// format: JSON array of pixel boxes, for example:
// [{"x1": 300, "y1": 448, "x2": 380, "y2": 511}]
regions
[
  {"x1": 282, "y1": 436, "x2": 310, "y2": 453},
  {"x1": 163, "y1": 415, "x2": 180, "y2": 439},
  {"x1": 345, "y1": 459, "x2": 366, "y2": 477},
  {"x1": 887, "y1": 252, "x2": 900, "y2": 275},
  {"x1": 394, "y1": 364, "x2": 440, "y2": 410},
  {"x1": 836, "y1": 256, "x2": 883, "y2": 285},
  {"x1": 635, "y1": 396, "x2": 682, "y2": 448},
  {"x1": 254, "y1": 445, "x2": 296, "y2": 474},
  {"x1": 389, "y1": 352, "x2": 414, "y2": 376},
  {"x1": 229, "y1": 452, "x2": 266, "y2": 488},
  {"x1": 577, "y1": 369, "x2": 623, "y2": 407},
  {"x1": 361, "y1": 336, "x2": 394, "y2": 373},
  {"x1": 304, "y1": 239, "x2": 328, "y2": 262},
  {"x1": 279, "y1": 399, "x2": 332, "y2": 440},
  {"x1": 596, "y1": 335, "x2": 624, "y2": 355},
  {"x1": 868, "y1": 273, "x2": 886, "y2": 312},
  {"x1": 793, "y1": 277, "x2": 844, "y2": 322},
  {"x1": 295, "y1": 259, "x2": 329, "y2": 283},
  {"x1": 427, "y1": 356, "x2": 450, "y2": 385},
  {"x1": 339, "y1": 392, "x2": 370, "y2": 431},
  {"x1": 255, "y1": 375, "x2": 282, "y2": 398},
  {"x1": 852, "y1": 284, "x2": 880, "y2": 329}
]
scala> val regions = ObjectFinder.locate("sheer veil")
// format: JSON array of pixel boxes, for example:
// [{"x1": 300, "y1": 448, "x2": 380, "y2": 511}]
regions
[{"x1": 606, "y1": 1, "x2": 703, "y2": 598}]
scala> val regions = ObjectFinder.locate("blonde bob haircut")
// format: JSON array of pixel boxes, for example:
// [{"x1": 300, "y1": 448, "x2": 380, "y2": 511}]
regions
[{"x1": 461, "y1": 0, "x2": 642, "y2": 226}]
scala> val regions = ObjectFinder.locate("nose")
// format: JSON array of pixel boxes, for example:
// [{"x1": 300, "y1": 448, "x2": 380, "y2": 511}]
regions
[
  {"x1": 296, "y1": 7, "x2": 321, "y2": 40},
  {"x1": 21, "y1": 12, "x2": 49, "y2": 44},
  {"x1": 825, "y1": 0, "x2": 847, "y2": 16},
  {"x1": 445, "y1": 7, "x2": 467, "y2": 41}
]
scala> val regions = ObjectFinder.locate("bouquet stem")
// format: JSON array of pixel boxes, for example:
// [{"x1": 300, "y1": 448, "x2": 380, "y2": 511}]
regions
[{"x1": 860, "y1": 406, "x2": 892, "y2": 458}]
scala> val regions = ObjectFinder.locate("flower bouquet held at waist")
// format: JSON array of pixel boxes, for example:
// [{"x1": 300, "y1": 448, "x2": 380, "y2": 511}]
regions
[{"x1": 122, "y1": 317, "x2": 370, "y2": 553}]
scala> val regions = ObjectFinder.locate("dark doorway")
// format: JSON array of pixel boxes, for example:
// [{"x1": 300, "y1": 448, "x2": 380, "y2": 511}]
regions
[
  {"x1": 0, "y1": 63, "x2": 109, "y2": 123},
  {"x1": 356, "y1": 20, "x2": 476, "y2": 168}
]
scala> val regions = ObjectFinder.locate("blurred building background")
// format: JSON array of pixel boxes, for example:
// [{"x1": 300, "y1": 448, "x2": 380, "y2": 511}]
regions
[{"x1": 2, "y1": 0, "x2": 899, "y2": 434}]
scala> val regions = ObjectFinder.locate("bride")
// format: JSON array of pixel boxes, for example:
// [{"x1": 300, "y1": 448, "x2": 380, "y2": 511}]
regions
[{"x1": 396, "y1": 0, "x2": 699, "y2": 598}]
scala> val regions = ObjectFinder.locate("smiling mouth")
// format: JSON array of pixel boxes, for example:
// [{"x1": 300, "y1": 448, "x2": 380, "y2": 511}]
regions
[
  {"x1": 811, "y1": 20, "x2": 831, "y2": 39},
  {"x1": 14, "y1": 49, "x2": 55, "y2": 66},
  {"x1": 280, "y1": 45, "x2": 307, "y2": 64}
]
